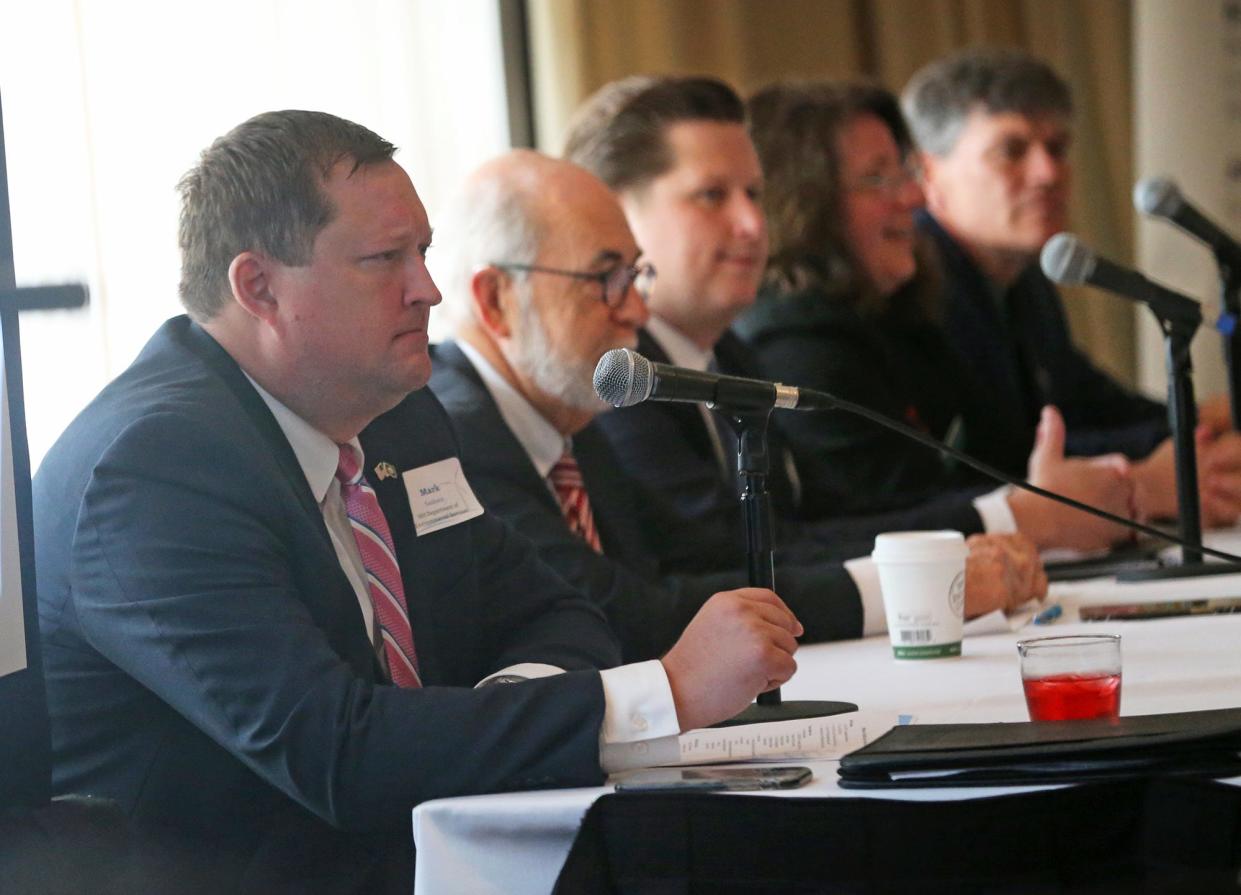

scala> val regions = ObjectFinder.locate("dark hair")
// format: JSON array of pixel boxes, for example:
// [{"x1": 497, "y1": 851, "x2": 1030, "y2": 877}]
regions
[
  {"x1": 750, "y1": 80, "x2": 917, "y2": 313},
  {"x1": 902, "y1": 47, "x2": 1073, "y2": 157},
  {"x1": 563, "y1": 75, "x2": 744, "y2": 193},
  {"x1": 177, "y1": 110, "x2": 397, "y2": 321}
]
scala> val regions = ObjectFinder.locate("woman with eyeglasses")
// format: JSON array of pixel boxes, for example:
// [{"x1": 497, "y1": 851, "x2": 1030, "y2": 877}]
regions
[{"x1": 733, "y1": 80, "x2": 988, "y2": 516}]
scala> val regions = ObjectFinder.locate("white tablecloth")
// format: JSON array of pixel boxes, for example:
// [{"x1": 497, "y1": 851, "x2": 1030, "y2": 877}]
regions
[{"x1": 413, "y1": 564, "x2": 1241, "y2": 895}]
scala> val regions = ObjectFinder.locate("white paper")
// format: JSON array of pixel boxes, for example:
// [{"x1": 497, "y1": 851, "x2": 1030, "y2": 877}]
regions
[
  {"x1": 963, "y1": 609, "x2": 1018, "y2": 636},
  {"x1": 676, "y1": 711, "x2": 901, "y2": 765},
  {"x1": 402, "y1": 457, "x2": 484, "y2": 537},
  {"x1": 602, "y1": 711, "x2": 904, "y2": 773}
]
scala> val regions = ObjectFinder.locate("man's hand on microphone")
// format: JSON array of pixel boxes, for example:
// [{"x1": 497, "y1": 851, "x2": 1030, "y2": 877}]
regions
[
  {"x1": 964, "y1": 533, "x2": 1048, "y2": 617},
  {"x1": 660, "y1": 589, "x2": 802, "y2": 731},
  {"x1": 1007, "y1": 406, "x2": 1136, "y2": 551}
]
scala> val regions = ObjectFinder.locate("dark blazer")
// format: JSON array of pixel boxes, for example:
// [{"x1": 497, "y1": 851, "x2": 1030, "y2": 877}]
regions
[
  {"x1": 734, "y1": 282, "x2": 997, "y2": 516},
  {"x1": 426, "y1": 341, "x2": 865, "y2": 659},
  {"x1": 592, "y1": 329, "x2": 986, "y2": 569},
  {"x1": 33, "y1": 317, "x2": 619, "y2": 891},
  {"x1": 922, "y1": 211, "x2": 1169, "y2": 474}
]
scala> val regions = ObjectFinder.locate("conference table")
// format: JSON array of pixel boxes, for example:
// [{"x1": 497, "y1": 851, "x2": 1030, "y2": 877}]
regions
[{"x1": 412, "y1": 537, "x2": 1241, "y2": 895}]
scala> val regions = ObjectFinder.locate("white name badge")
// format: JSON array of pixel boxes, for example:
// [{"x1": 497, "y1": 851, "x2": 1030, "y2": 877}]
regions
[{"x1": 402, "y1": 457, "x2": 485, "y2": 537}]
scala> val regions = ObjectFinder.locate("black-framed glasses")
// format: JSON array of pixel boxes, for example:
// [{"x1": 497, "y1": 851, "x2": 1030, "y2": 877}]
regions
[{"x1": 491, "y1": 261, "x2": 656, "y2": 308}]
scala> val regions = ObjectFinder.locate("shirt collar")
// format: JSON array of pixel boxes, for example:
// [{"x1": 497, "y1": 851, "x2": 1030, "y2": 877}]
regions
[
  {"x1": 245, "y1": 374, "x2": 353, "y2": 503},
  {"x1": 455, "y1": 340, "x2": 568, "y2": 479},
  {"x1": 646, "y1": 315, "x2": 715, "y2": 372}
]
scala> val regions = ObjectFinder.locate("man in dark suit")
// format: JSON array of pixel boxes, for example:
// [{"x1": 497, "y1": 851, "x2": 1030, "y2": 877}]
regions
[
  {"x1": 32, "y1": 111, "x2": 802, "y2": 892},
  {"x1": 424, "y1": 149, "x2": 1045, "y2": 657},
  {"x1": 562, "y1": 75, "x2": 1137, "y2": 560},
  {"x1": 903, "y1": 47, "x2": 1241, "y2": 526}
]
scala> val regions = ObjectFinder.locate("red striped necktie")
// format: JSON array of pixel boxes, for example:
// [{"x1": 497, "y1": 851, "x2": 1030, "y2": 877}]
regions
[
  {"x1": 335, "y1": 445, "x2": 421, "y2": 687},
  {"x1": 548, "y1": 451, "x2": 602, "y2": 553}
]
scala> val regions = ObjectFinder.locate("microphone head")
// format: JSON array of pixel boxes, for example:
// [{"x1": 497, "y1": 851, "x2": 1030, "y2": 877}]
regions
[
  {"x1": 593, "y1": 348, "x2": 653, "y2": 408},
  {"x1": 1040, "y1": 232, "x2": 1096, "y2": 286},
  {"x1": 1133, "y1": 176, "x2": 1182, "y2": 218}
]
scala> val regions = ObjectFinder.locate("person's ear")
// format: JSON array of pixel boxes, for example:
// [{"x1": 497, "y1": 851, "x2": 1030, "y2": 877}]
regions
[
  {"x1": 227, "y1": 251, "x2": 279, "y2": 324},
  {"x1": 470, "y1": 266, "x2": 517, "y2": 340},
  {"x1": 915, "y1": 150, "x2": 944, "y2": 205}
]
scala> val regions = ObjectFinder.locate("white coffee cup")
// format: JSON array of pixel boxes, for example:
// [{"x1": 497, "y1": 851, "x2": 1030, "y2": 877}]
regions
[{"x1": 872, "y1": 531, "x2": 967, "y2": 660}]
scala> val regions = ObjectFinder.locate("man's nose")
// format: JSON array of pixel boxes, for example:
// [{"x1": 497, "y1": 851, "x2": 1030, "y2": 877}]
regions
[
  {"x1": 406, "y1": 257, "x2": 442, "y2": 307},
  {"x1": 731, "y1": 193, "x2": 765, "y2": 240},
  {"x1": 613, "y1": 278, "x2": 650, "y2": 328},
  {"x1": 1026, "y1": 143, "x2": 1066, "y2": 185}
]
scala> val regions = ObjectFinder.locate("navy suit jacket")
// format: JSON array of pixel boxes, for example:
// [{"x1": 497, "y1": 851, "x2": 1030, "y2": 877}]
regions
[
  {"x1": 923, "y1": 211, "x2": 1169, "y2": 474},
  {"x1": 592, "y1": 329, "x2": 986, "y2": 571},
  {"x1": 427, "y1": 342, "x2": 866, "y2": 658},
  {"x1": 33, "y1": 317, "x2": 619, "y2": 888}
]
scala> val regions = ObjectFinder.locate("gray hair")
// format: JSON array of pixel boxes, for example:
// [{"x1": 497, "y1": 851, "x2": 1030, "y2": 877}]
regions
[
  {"x1": 429, "y1": 172, "x2": 543, "y2": 329},
  {"x1": 901, "y1": 48, "x2": 1072, "y2": 157},
  {"x1": 177, "y1": 110, "x2": 396, "y2": 321}
]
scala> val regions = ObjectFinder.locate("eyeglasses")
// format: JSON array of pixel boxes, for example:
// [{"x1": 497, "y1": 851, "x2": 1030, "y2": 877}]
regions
[
  {"x1": 848, "y1": 161, "x2": 920, "y2": 197},
  {"x1": 491, "y1": 261, "x2": 656, "y2": 308}
]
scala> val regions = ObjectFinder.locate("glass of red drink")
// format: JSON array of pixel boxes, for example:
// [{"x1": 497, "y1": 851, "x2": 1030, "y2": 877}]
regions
[{"x1": 1016, "y1": 634, "x2": 1121, "y2": 721}]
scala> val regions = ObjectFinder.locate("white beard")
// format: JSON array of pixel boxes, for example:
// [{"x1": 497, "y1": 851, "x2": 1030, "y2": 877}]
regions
[{"x1": 510, "y1": 297, "x2": 613, "y2": 415}]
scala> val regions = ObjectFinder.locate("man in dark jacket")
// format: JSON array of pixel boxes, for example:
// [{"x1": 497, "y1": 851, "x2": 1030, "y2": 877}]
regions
[
  {"x1": 425, "y1": 149, "x2": 1046, "y2": 659},
  {"x1": 903, "y1": 47, "x2": 1241, "y2": 525},
  {"x1": 562, "y1": 74, "x2": 1137, "y2": 560},
  {"x1": 32, "y1": 111, "x2": 801, "y2": 893}
]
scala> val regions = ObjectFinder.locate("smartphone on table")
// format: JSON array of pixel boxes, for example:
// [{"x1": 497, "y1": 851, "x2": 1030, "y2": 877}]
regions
[{"x1": 612, "y1": 765, "x2": 812, "y2": 793}]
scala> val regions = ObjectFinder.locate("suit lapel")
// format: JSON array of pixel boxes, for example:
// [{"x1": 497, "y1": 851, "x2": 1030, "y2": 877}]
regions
[
  {"x1": 638, "y1": 328, "x2": 721, "y2": 465},
  {"x1": 181, "y1": 320, "x2": 328, "y2": 525},
  {"x1": 175, "y1": 318, "x2": 379, "y2": 678},
  {"x1": 432, "y1": 342, "x2": 564, "y2": 517},
  {"x1": 361, "y1": 388, "x2": 488, "y2": 684},
  {"x1": 572, "y1": 425, "x2": 633, "y2": 559}
]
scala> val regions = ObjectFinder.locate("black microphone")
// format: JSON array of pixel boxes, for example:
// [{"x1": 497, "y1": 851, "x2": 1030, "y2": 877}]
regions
[
  {"x1": 1134, "y1": 177, "x2": 1241, "y2": 270},
  {"x1": 1040, "y1": 233, "x2": 1202, "y2": 330},
  {"x1": 592, "y1": 346, "x2": 833, "y2": 412},
  {"x1": 593, "y1": 347, "x2": 1241, "y2": 566}
]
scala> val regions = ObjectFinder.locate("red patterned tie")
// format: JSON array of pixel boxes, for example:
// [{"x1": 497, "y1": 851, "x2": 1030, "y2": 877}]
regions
[
  {"x1": 335, "y1": 445, "x2": 421, "y2": 688},
  {"x1": 549, "y1": 451, "x2": 603, "y2": 553}
]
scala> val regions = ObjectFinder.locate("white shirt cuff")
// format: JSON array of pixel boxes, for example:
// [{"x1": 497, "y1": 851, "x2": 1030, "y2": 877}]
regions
[
  {"x1": 597, "y1": 659, "x2": 679, "y2": 744},
  {"x1": 973, "y1": 485, "x2": 1018, "y2": 534},
  {"x1": 474, "y1": 663, "x2": 563, "y2": 687},
  {"x1": 844, "y1": 556, "x2": 887, "y2": 636}
]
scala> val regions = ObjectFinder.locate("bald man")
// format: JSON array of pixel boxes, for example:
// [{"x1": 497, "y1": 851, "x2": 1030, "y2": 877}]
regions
[{"x1": 419, "y1": 149, "x2": 1045, "y2": 665}]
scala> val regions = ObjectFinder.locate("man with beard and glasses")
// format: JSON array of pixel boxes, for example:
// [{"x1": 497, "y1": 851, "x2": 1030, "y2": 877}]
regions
[{"x1": 419, "y1": 149, "x2": 1044, "y2": 663}]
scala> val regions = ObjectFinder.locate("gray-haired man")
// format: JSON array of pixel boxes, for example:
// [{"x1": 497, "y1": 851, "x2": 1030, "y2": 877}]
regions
[{"x1": 904, "y1": 47, "x2": 1241, "y2": 525}]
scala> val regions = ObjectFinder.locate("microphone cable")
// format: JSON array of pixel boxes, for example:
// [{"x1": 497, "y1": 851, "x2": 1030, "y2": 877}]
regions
[{"x1": 802, "y1": 386, "x2": 1241, "y2": 565}]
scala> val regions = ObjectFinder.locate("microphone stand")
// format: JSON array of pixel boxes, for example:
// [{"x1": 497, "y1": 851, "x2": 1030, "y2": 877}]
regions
[
  {"x1": 1215, "y1": 258, "x2": 1241, "y2": 430},
  {"x1": 1120, "y1": 291, "x2": 1234, "y2": 580},
  {"x1": 712, "y1": 407, "x2": 857, "y2": 727}
]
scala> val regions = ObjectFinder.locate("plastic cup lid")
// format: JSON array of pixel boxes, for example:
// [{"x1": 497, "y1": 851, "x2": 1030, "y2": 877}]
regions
[{"x1": 872, "y1": 530, "x2": 967, "y2": 562}]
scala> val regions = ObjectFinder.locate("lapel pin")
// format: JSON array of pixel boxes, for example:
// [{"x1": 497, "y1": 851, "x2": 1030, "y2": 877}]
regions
[{"x1": 374, "y1": 461, "x2": 398, "y2": 481}]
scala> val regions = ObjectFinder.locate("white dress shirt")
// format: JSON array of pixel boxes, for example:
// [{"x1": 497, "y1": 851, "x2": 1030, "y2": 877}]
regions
[{"x1": 455, "y1": 341, "x2": 681, "y2": 752}]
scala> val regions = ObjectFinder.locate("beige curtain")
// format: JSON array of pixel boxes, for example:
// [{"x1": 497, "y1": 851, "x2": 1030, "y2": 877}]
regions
[{"x1": 528, "y1": 0, "x2": 1137, "y2": 384}]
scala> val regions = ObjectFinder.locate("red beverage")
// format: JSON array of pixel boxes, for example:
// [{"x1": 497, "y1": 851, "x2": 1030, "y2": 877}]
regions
[{"x1": 1022, "y1": 672, "x2": 1121, "y2": 721}]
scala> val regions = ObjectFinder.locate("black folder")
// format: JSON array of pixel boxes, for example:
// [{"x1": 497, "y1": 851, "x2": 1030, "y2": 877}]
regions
[{"x1": 838, "y1": 707, "x2": 1241, "y2": 788}]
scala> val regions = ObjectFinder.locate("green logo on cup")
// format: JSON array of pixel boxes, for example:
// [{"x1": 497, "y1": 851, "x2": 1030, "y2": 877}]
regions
[{"x1": 894, "y1": 641, "x2": 962, "y2": 660}]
